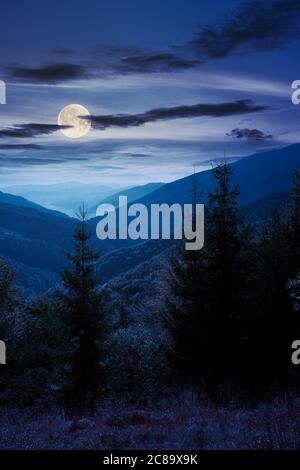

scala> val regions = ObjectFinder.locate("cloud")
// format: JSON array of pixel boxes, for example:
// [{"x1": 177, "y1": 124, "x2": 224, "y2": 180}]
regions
[
  {"x1": 8, "y1": 52, "x2": 197, "y2": 83},
  {"x1": 113, "y1": 53, "x2": 199, "y2": 74},
  {"x1": 0, "y1": 123, "x2": 71, "y2": 139},
  {"x1": 0, "y1": 143, "x2": 42, "y2": 149},
  {"x1": 0, "y1": 153, "x2": 89, "y2": 167},
  {"x1": 189, "y1": 0, "x2": 300, "y2": 60},
  {"x1": 4, "y1": 0, "x2": 300, "y2": 87},
  {"x1": 118, "y1": 153, "x2": 152, "y2": 158},
  {"x1": 89, "y1": 100, "x2": 269, "y2": 130},
  {"x1": 85, "y1": 164, "x2": 127, "y2": 171},
  {"x1": 9, "y1": 63, "x2": 86, "y2": 83},
  {"x1": 226, "y1": 128, "x2": 273, "y2": 142},
  {"x1": 6, "y1": 1, "x2": 300, "y2": 84},
  {"x1": 0, "y1": 157, "x2": 65, "y2": 166}
]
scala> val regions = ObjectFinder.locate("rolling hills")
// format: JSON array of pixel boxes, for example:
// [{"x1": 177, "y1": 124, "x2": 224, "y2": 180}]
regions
[{"x1": 0, "y1": 143, "x2": 299, "y2": 296}]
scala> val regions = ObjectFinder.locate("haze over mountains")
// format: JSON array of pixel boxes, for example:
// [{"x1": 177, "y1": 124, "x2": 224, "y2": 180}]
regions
[
  {"x1": 89, "y1": 183, "x2": 164, "y2": 215},
  {"x1": 2, "y1": 182, "x2": 118, "y2": 216},
  {"x1": 0, "y1": 191, "x2": 68, "y2": 218},
  {"x1": 2, "y1": 181, "x2": 165, "y2": 217},
  {"x1": 0, "y1": 143, "x2": 299, "y2": 296}
]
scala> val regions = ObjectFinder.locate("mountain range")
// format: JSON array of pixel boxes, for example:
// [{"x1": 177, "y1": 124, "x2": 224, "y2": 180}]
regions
[
  {"x1": 1, "y1": 181, "x2": 164, "y2": 216},
  {"x1": 1, "y1": 182, "x2": 118, "y2": 216},
  {"x1": 0, "y1": 143, "x2": 299, "y2": 296},
  {"x1": 133, "y1": 144, "x2": 300, "y2": 208}
]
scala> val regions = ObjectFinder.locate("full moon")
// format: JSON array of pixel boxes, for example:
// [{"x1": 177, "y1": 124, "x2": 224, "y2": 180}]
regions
[{"x1": 58, "y1": 104, "x2": 91, "y2": 138}]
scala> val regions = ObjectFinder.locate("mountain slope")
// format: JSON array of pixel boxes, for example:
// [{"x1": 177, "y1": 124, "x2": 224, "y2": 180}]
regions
[
  {"x1": 0, "y1": 191, "x2": 68, "y2": 218},
  {"x1": 132, "y1": 144, "x2": 300, "y2": 207},
  {"x1": 105, "y1": 188, "x2": 295, "y2": 316},
  {"x1": 2, "y1": 182, "x2": 119, "y2": 216},
  {"x1": 0, "y1": 202, "x2": 129, "y2": 295},
  {"x1": 1, "y1": 144, "x2": 299, "y2": 297},
  {"x1": 89, "y1": 182, "x2": 164, "y2": 216}
]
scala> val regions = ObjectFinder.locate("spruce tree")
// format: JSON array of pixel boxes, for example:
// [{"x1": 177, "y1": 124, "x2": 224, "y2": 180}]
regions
[
  {"x1": 254, "y1": 209, "x2": 295, "y2": 387},
  {"x1": 289, "y1": 171, "x2": 300, "y2": 387},
  {"x1": 61, "y1": 206, "x2": 107, "y2": 414},
  {"x1": 0, "y1": 257, "x2": 15, "y2": 318},
  {"x1": 205, "y1": 163, "x2": 254, "y2": 385},
  {"x1": 290, "y1": 170, "x2": 300, "y2": 274},
  {"x1": 0, "y1": 258, "x2": 21, "y2": 404},
  {"x1": 0, "y1": 258, "x2": 17, "y2": 368},
  {"x1": 166, "y1": 174, "x2": 208, "y2": 383}
]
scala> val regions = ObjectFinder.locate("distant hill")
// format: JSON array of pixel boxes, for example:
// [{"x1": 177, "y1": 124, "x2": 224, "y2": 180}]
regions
[
  {"x1": 1, "y1": 144, "x2": 299, "y2": 296},
  {"x1": 88, "y1": 143, "x2": 300, "y2": 243},
  {"x1": 2, "y1": 182, "x2": 119, "y2": 216},
  {"x1": 132, "y1": 144, "x2": 300, "y2": 207},
  {"x1": 91, "y1": 144, "x2": 300, "y2": 290},
  {"x1": 242, "y1": 189, "x2": 292, "y2": 226},
  {"x1": 0, "y1": 191, "x2": 68, "y2": 218},
  {"x1": 105, "y1": 188, "x2": 296, "y2": 317},
  {"x1": 101, "y1": 189, "x2": 294, "y2": 288},
  {"x1": 97, "y1": 238, "x2": 173, "y2": 284},
  {"x1": 0, "y1": 202, "x2": 130, "y2": 296},
  {"x1": 89, "y1": 182, "x2": 164, "y2": 216},
  {"x1": 0, "y1": 203, "x2": 76, "y2": 273}
]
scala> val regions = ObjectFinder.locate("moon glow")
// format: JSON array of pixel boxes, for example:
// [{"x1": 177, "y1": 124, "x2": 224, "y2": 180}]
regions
[{"x1": 58, "y1": 104, "x2": 91, "y2": 138}]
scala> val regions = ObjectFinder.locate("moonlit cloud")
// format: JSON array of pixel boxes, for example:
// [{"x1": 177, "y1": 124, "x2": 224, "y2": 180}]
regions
[
  {"x1": 189, "y1": 0, "x2": 300, "y2": 60},
  {"x1": 0, "y1": 0, "x2": 298, "y2": 187},
  {"x1": 227, "y1": 128, "x2": 273, "y2": 142},
  {"x1": 9, "y1": 64, "x2": 87, "y2": 84},
  {"x1": 0, "y1": 123, "x2": 71, "y2": 139},
  {"x1": 89, "y1": 100, "x2": 269, "y2": 130},
  {"x1": 4, "y1": 0, "x2": 300, "y2": 87}
]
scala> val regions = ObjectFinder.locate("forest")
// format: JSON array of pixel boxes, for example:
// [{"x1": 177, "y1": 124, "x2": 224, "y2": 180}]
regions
[{"x1": 0, "y1": 162, "x2": 300, "y2": 449}]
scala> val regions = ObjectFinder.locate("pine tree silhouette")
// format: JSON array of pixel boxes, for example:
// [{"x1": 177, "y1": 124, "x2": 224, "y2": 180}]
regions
[
  {"x1": 290, "y1": 170, "x2": 300, "y2": 274},
  {"x1": 61, "y1": 206, "x2": 107, "y2": 414},
  {"x1": 254, "y1": 207, "x2": 295, "y2": 387},
  {"x1": 166, "y1": 172, "x2": 208, "y2": 384},
  {"x1": 205, "y1": 163, "x2": 254, "y2": 385},
  {"x1": 167, "y1": 163, "x2": 255, "y2": 388}
]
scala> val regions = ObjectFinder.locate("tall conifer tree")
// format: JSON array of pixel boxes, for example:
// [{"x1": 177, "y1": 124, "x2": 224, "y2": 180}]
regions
[
  {"x1": 204, "y1": 163, "x2": 254, "y2": 385},
  {"x1": 61, "y1": 207, "x2": 107, "y2": 413},
  {"x1": 166, "y1": 173, "x2": 208, "y2": 383},
  {"x1": 290, "y1": 170, "x2": 300, "y2": 274}
]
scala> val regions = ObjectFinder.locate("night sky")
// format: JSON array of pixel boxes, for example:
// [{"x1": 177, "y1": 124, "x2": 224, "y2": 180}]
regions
[{"x1": 0, "y1": 0, "x2": 299, "y2": 186}]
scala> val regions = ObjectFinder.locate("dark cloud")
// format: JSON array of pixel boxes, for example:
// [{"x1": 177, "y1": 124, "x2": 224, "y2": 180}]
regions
[
  {"x1": 85, "y1": 164, "x2": 127, "y2": 171},
  {"x1": 94, "y1": 44, "x2": 142, "y2": 58},
  {"x1": 95, "y1": 2, "x2": 300, "y2": 75},
  {"x1": 227, "y1": 128, "x2": 273, "y2": 142},
  {"x1": 119, "y1": 153, "x2": 152, "y2": 158},
  {"x1": 0, "y1": 157, "x2": 64, "y2": 166},
  {"x1": 89, "y1": 100, "x2": 269, "y2": 130},
  {"x1": 9, "y1": 63, "x2": 86, "y2": 83},
  {"x1": 114, "y1": 53, "x2": 199, "y2": 74},
  {"x1": 189, "y1": 0, "x2": 300, "y2": 60},
  {"x1": 8, "y1": 52, "x2": 197, "y2": 83},
  {"x1": 0, "y1": 154, "x2": 89, "y2": 167},
  {"x1": 0, "y1": 123, "x2": 71, "y2": 139},
  {"x1": 0, "y1": 143, "x2": 42, "y2": 149},
  {"x1": 5, "y1": 1, "x2": 300, "y2": 84}
]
